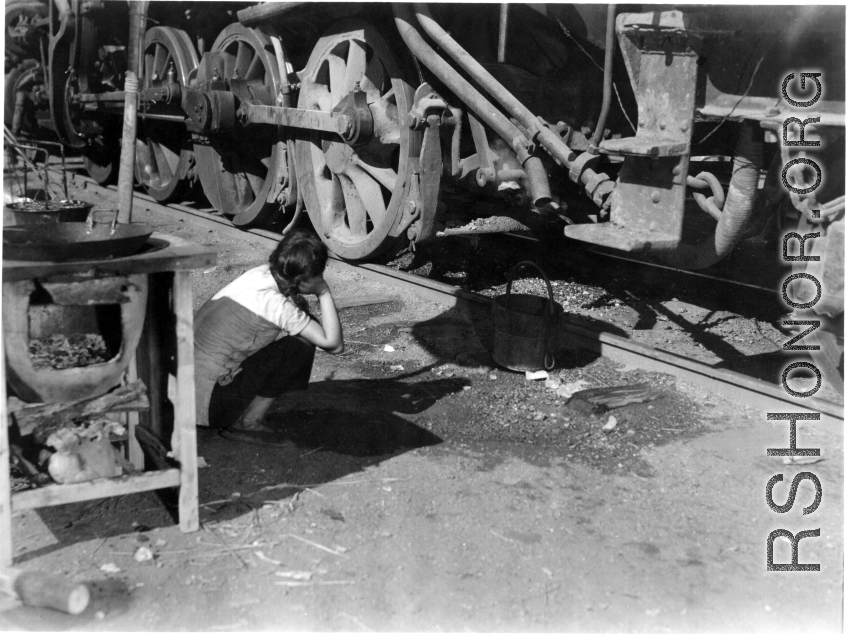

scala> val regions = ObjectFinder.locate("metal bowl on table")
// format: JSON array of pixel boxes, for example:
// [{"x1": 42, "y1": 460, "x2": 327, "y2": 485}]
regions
[
  {"x1": 3, "y1": 221, "x2": 154, "y2": 261},
  {"x1": 4, "y1": 199, "x2": 94, "y2": 225}
]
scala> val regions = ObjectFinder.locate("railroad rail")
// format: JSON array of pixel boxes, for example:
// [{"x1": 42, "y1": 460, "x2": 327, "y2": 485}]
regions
[{"x1": 75, "y1": 178, "x2": 843, "y2": 429}]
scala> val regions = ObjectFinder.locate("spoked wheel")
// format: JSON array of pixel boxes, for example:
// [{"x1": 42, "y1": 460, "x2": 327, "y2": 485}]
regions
[
  {"x1": 193, "y1": 23, "x2": 289, "y2": 227},
  {"x1": 135, "y1": 26, "x2": 198, "y2": 202},
  {"x1": 295, "y1": 20, "x2": 420, "y2": 261}
]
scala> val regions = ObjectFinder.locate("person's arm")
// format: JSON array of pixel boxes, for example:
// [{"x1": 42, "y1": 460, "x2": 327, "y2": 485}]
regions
[{"x1": 295, "y1": 278, "x2": 344, "y2": 354}]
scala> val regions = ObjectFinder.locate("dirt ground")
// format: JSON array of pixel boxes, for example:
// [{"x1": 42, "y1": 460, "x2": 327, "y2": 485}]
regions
[{"x1": 2, "y1": 182, "x2": 843, "y2": 632}]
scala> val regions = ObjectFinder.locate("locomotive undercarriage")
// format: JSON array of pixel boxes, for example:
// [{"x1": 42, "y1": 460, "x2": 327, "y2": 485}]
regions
[{"x1": 5, "y1": 2, "x2": 844, "y2": 285}]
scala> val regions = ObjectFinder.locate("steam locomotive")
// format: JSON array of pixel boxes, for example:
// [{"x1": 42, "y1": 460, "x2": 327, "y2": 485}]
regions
[{"x1": 5, "y1": 2, "x2": 844, "y2": 381}]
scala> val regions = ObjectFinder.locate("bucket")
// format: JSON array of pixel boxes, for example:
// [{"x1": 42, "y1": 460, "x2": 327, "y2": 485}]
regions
[{"x1": 492, "y1": 261, "x2": 562, "y2": 372}]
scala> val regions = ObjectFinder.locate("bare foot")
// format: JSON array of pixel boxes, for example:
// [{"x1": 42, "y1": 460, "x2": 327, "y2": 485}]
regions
[{"x1": 228, "y1": 419, "x2": 276, "y2": 434}]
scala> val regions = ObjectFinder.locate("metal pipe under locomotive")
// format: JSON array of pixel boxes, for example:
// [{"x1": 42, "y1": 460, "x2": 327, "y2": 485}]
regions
[{"x1": 6, "y1": 3, "x2": 844, "y2": 341}]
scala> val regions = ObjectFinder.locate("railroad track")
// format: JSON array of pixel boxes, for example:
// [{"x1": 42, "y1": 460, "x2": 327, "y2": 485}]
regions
[{"x1": 74, "y1": 177, "x2": 844, "y2": 427}]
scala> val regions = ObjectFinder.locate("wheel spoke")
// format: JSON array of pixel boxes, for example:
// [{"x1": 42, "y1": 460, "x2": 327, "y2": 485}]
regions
[
  {"x1": 361, "y1": 54, "x2": 386, "y2": 96},
  {"x1": 347, "y1": 165, "x2": 387, "y2": 227},
  {"x1": 234, "y1": 41, "x2": 253, "y2": 79},
  {"x1": 245, "y1": 53, "x2": 263, "y2": 81},
  {"x1": 339, "y1": 174, "x2": 368, "y2": 237},
  {"x1": 312, "y1": 144, "x2": 336, "y2": 207},
  {"x1": 322, "y1": 173, "x2": 345, "y2": 230},
  {"x1": 310, "y1": 82, "x2": 332, "y2": 112},
  {"x1": 352, "y1": 156, "x2": 397, "y2": 191},
  {"x1": 345, "y1": 39, "x2": 368, "y2": 93},
  {"x1": 234, "y1": 172, "x2": 254, "y2": 206},
  {"x1": 151, "y1": 141, "x2": 174, "y2": 182},
  {"x1": 153, "y1": 43, "x2": 165, "y2": 81},
  {"x1": 144, "y1": 50, "x2": 154, "y2": 86},
  {"x1": 136, "y1": 138, "x2": 153, "y2": 184},
  {"x1": 328, "y1": 51, "x2": 346, "y2": 108}
]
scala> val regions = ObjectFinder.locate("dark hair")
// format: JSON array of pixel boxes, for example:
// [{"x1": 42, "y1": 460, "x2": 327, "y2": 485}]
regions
[{"x1": 268, "y1": 229, "x2": 328, "y2": 312}]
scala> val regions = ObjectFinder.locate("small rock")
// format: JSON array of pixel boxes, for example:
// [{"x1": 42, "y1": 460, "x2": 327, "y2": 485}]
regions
[
  {"x1": 389, "y1": 364, "x2": 405, "y2": 371},
  {"x1": 134, "y1": 547, "x2": 154, "y2": 563},
  {"x1": 489, "y1": 373, "x2": 498, "y2": 380},
  {"x1": 544, "y1": 378, "x2": 562, "y2": 390},
  {"x1": 100, "y1": 563, "x2": 120, "y2": 574},
  {"x1": 603, "y1": 416, "x2": 618, "y2": 432},
  {"x1": 95, "y1": 611, "x2": 106, "y2": 620},
  {"x1": 556, "y1": 380, "x2": 591, "y2": 399},
  {"x1": 525, "y1": 370, "x2": 549, "y2": 381},
  {"x1": 383, "y1": 345, "x2": 395, "y2": 352},
  {"x1": 462, "y1": 386, "x2": 471, "y2": 391}
]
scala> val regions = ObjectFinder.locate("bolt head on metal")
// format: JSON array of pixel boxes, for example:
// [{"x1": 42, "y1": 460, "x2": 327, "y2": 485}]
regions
[{"x1": 335, "y1": 114, "x2": 352, "y2": 135}]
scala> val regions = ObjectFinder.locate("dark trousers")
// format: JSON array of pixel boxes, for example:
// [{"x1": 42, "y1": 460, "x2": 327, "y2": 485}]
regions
[{"x1": 207, "y1": 335, "x2": 315, "y2": 428}]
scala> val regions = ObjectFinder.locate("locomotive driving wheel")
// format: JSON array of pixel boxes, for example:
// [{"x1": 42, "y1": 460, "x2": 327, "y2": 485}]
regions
[
  {"x1": 135, "y1": 26, "x2": 198, "y2": 202},
  {"x1": 295, "y1": 20, "x2": 420, "y2": 261},
  {"x1": 193, "y1": 23, "x2": 289, "y2": 227}
]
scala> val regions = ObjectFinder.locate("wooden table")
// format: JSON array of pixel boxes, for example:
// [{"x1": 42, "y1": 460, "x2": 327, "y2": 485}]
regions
[{"x1": 1, "y1": 233, "x2": 216, "y2": 567}]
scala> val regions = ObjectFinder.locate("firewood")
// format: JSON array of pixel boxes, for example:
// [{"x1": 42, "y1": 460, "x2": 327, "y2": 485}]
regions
[
  {"x1": 0, "y1": 567, "x2": 90, "y2": 615},
  {"x1": 12, "y1": 381, "x2": 149, "y2": 440},
  {"x1": 134, "y1": 424, "x2": 175, "y2": 471}
]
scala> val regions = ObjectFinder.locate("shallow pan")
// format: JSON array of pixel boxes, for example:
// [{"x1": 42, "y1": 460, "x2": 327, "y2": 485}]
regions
[
  {"x1": 4, "y1": 200, "x2": 94, "y2": 225},
  {"x1": 3, "y1": 222, "x2": 154, "y2": 261}
]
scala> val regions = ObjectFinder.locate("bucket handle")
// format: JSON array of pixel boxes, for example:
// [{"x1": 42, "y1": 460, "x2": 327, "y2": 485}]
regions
[{"x1": 505, "y1": 261, "x2": 556, "y2": 319}]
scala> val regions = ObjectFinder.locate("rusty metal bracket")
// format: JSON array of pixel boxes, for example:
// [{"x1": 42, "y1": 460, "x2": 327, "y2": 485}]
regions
[
  {"x1": 458, "y1": 112, "x2": 497, "y2": 187},
  {"x1": 566, "y1": 10, "x2": 697, "y2": 252},
  {"x1": 395, "y1": 111, "x2": 443, "y2": 246},
  {"x1": 408, "y1": 83, "x2": 447, "y2": 130}
]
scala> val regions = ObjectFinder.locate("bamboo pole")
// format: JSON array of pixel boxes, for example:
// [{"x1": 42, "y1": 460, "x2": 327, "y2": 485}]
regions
[{"x1": 116, "y1": 1, "x2": 149, "y2": 224}]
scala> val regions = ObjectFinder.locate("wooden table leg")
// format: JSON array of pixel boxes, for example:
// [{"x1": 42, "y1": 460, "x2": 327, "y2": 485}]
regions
[
  {"x1": 171, "y1": 271, "x2": 199, "y2": 532},
  {"x1": 125, "y1": 357, "x2": 145, "y2": 470},
  {"x1": 1, "y1": 336, "x2": 15, "y2": 567}
]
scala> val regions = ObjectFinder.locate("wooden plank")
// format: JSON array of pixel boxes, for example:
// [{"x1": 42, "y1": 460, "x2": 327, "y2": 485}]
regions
[
  {"x1": 11, "y1": 470, "x2": 180, "y2": 510},
  {"x1": 171, "y1": 271, "x2": 199, "y2": 533},
  {"x1": 13, "y1": 381, "x2": 149, "y2": 439},
  {"x1": 134, "y1": 424, "x2": 174, "y2": 472},
  {"x1": 1, "y1": 233, "x2": 216, "y2": 282},
  {"x1": 126, "y1": 360, "x2": 145, "y2": 470},
  {"x1": 40, "y1": 276, "x2": 135, "y2": 305},
  {"x1": 1, "y1": 338, "x2": 13, "y2": 567},
  {"x1": 137, "y1": 272, "x2": 168, "y2": 439}
]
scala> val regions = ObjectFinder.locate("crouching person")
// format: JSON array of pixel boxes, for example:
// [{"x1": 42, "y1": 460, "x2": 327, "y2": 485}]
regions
[{"x1": 193, "y1": 229, "x2": 344, "y2": 444}]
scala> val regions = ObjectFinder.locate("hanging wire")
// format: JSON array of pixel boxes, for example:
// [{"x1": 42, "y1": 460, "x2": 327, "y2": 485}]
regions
[
  {"x1": 556, "y1": 19, "x2": 636, "y2": 133},
  {"x1": 697, "y1": 55, "x2": 766, "y2": 145}
]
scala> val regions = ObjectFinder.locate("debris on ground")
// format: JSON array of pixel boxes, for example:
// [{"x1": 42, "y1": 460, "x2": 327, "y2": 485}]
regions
[
  {"x1": 556, "y1": 379, "x2": 591, "y2": 399},
  {"x1": 602, "y1": 416, "x2": 618, "y2": 433},
  {"x1": 570, "y1": 383, "x2": 664, "y2": 411}
]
